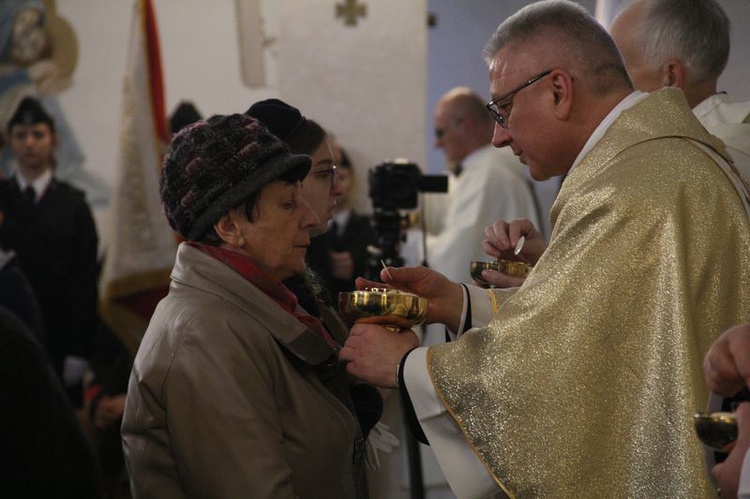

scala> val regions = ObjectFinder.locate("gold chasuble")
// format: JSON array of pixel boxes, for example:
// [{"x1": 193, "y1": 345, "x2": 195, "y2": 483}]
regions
[{"x1": 428, "y1": 88, "x2": 750, "y2": 498}]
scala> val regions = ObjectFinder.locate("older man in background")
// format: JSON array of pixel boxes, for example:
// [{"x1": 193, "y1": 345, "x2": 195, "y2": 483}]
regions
[{"x1": 610, "y1": 0, "x2": 750, "y2": 180}]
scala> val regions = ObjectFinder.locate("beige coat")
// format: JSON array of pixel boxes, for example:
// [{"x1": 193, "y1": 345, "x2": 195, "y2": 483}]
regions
[{"x1": 122, "y1": 243, "x2": 366, "y2": 498}]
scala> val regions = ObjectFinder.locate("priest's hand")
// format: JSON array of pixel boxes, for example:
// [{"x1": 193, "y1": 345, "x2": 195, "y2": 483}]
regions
[
  {"x1": 704, "y1": 323, "x2": 750, "y2": 397},
  {"x1": 339, "y1": 323, "x2": 420, "y2": 388},
  {"x1": 482, "y1": 218, "x2": 546, "y2": 265},
  {"x1": 711, "y1": 402, "x2": 750, "y2": 499},
  {"x1": 473, "y1": 270, "x2": 526, "y2": 289},
  {"x1": 355, "y1": 266, "x2": 464, "y2": 332}
]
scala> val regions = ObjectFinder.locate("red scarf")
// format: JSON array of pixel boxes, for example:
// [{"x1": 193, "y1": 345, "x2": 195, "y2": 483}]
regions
[{"x1": 189, "y1": 242, "x2": 335, "y2": 347}]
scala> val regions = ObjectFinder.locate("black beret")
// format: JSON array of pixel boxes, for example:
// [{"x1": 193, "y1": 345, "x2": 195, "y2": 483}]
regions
[{"x1": 245, "y1": 98, "x2": 307, "y2": 141}]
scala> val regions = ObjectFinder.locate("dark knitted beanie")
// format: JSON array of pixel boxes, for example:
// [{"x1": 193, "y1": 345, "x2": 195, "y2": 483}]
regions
[
  {"x1": 159, "y1": 113, "x2": 311, "y2": 240},
  {"x1": 245, "y1": 98, "x2": 307, "y2": 140}
]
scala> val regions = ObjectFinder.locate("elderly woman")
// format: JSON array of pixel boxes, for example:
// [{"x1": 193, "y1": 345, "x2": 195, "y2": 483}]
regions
[{"x1": 121, "y1": 114, "x2": 368, "y2": 498}]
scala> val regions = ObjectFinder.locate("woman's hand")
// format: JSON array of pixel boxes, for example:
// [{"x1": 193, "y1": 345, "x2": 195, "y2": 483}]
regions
[{"x1": 93, "y1": 394, "x2": 127, "y2": 430}]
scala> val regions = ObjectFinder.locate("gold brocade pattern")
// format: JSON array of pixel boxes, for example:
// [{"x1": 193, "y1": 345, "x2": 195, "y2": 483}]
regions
[{"x1": 428, "y1": 89, "x2": 750, "y2": 498}]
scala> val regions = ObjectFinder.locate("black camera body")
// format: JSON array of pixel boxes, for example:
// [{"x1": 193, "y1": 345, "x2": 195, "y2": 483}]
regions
[
  {"x1": 369, "y1": 159, "x2": 448, "y2": 211},
  {"x1": 365, "y1": 159, "x2": 448, "y2": 280}
]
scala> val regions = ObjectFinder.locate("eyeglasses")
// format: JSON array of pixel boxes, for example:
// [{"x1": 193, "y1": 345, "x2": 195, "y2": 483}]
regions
[
  {"x1": 486, "y1": 69, "x2": 552, "y2": 128},
  {"x1": 312, "y1": 164, "x2": 338, "y2": 189},
  {"x1": 434, "y1": 119, "x2": 462, "y2": 140}
]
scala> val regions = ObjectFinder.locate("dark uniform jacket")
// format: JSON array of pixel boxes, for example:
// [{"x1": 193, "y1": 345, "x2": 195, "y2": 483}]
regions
[
  {"x1": 307, "y1": 210, "x2": 375, "y2": 298},
  {"x1": 0, "y1": 176, "x2": 99, "y2": 377}
]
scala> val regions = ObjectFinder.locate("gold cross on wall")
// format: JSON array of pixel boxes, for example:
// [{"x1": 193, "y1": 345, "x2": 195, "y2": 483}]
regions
[{"x1": 336, "y1": 0, "x2": 367, "y2": 26}]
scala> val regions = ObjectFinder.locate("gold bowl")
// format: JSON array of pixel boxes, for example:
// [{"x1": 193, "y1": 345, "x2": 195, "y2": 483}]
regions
[
  {"x1": 470, "y1": 259, "x2": 533, "y2": 284},
  {"x1": 694, "y1": 412, "x2": 738, "y2": 451},
  {"x1": 338, "y1": 288, "x2": 428, "y2": 329}
]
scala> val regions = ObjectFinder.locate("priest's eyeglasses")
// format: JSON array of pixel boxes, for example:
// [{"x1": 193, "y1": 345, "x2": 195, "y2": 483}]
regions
[{"x1": 486, "y1": 69, "x2": 552, "y2": 128}]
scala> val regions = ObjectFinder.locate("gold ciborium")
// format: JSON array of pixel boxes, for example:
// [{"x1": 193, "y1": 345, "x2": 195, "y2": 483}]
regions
[
  {"x1": 694, "y1": 412, "x2": 738, "y2": 452},
  {"x1": 470, "y1": 259, "x2": 533, "y2": 285},
  {"x1": 338, "y1": 288, "x2": 428, "y2": 330}
]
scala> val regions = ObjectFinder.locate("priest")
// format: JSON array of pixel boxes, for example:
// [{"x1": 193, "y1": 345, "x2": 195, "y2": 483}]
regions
[{"x1": 339, "y1": 1, "x2": 750, "y2": 497}]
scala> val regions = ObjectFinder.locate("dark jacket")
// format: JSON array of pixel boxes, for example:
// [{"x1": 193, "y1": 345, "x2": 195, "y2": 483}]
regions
[
  {"x1": 0, "y1": 249, "x2": 45, "y2": 341},
  {"x1": 307, "y1": 211, "x2": 374, "y2": 298},
  {"x1": 0, "y1": 177, "x2": 99, "y2": 377},
  {"x1": 0, "y1": 306, "x2": 102, "y2": 498}
]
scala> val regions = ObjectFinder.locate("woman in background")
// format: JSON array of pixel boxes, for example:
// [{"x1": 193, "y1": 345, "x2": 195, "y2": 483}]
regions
[
  {"x1": 247, "y1": 100, "x2": 385, "y2": 441},
  {"x1": 310, "y1": 141, "x2": 375, "y2": 298}
]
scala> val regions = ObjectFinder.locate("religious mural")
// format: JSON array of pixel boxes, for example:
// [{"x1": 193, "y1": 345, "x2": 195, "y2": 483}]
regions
[{"x1": 0, "y1": 0, "x2": 109, "y2": 207}]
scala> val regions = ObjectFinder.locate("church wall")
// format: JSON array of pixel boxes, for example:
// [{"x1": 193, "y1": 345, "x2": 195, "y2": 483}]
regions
[{"x1": 275, "y1": 0, "x2": 428, "y2": 216}]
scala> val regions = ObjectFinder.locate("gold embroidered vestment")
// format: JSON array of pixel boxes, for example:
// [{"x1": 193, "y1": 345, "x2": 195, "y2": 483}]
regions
[{"x1": 428, "y1": 89, "x2": 750, "y2": 498}]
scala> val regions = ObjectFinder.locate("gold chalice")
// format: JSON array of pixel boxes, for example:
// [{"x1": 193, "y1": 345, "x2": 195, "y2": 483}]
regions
[
  {"x1": 694, "y1": 412, "x2": 738, "y2": 452},
  {"x1": 338, "y1": 288, "x2": 428, "y2": 330},
  {"x1": 470, "y1": 259, "x2": 533, "y2": 285}
]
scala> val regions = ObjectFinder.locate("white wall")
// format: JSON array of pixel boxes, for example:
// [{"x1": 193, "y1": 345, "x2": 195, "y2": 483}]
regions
[{"x1": 275, "y1": 0, "x2": 428, "y2": 216}]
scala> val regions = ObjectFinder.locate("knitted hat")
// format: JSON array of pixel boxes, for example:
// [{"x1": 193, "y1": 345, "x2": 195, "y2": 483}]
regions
[
  {"x1": 160, "y1": 114, "x2": 311, "y2": 240},
  {"x1": 245, "y1": 98, "x2": 307, "y2": 140}
]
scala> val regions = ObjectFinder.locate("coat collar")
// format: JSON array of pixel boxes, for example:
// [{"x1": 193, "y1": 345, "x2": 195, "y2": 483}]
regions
[{"x1": 171, "y1": 243, "x2": 336, "y2": 366}]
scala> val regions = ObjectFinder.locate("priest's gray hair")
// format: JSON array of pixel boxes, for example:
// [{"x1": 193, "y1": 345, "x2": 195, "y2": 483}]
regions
[
  {"x1": 637, "y1": 0, "x2": 729, "y2": 85},
  {"x1": 482, "y1": 0, "x2": 632, "y2": 96}
]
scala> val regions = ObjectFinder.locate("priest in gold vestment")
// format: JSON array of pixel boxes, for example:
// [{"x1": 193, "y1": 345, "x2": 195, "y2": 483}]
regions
[{"x1": 339, "y1": 2, "x2": 750, "y2": 498}]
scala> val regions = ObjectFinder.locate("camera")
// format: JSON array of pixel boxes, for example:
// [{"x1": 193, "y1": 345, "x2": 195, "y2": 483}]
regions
[{"x1": 365, "y1": 159, "x2": 448, "y2": 280}]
